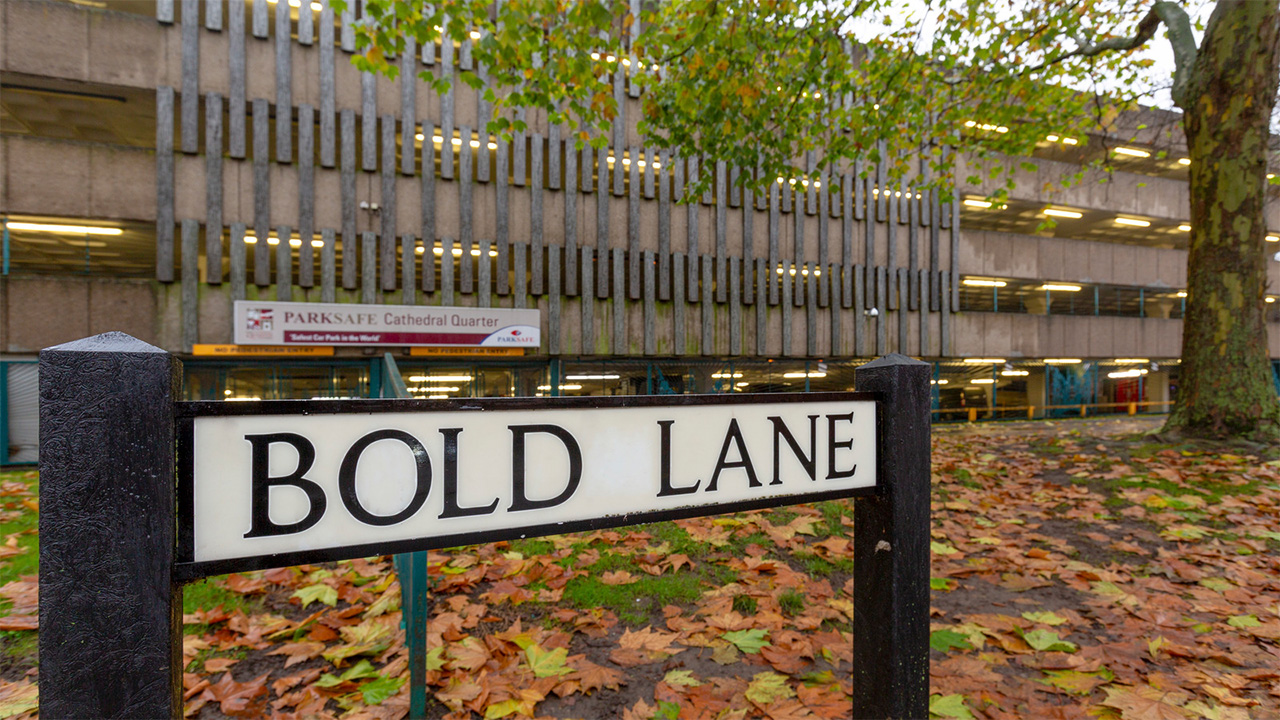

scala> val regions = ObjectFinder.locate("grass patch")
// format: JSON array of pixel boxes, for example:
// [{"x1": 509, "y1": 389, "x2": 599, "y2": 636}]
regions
[
  {"x1": 732, "y1": 595, "x2": 758, "y2": 614},
  {"x1": 778, "y1": 589, "x2": 806, "y2": 616},
  {"x1": 564, "y1": 572, "x2": 710, "y2": 625},
  {"x1": 793, "y1": 552, "x2": 854, "y2": 578},
  {"x1": 182, "y1": 576, "x2": 264, "y2": 634},
  {"x1": 508, "y1": 539, "x2": 556, "y2": 557},
  {"x1": 814, "y1": 500, "x2": 855, "y2": 537}
]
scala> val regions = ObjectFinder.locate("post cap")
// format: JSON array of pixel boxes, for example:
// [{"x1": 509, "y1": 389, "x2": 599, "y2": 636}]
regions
[
  {"x1": 42, "y1": 332, "x2": 166, "y2": 355},
  {"x1": 860, "y1": 353, "x2": 930, "y2": 369}
]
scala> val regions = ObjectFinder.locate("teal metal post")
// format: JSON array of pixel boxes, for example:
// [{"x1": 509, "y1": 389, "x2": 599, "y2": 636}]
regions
[
  {"x1": 0, "y1": 363, "x2": 8, "y2": 465},
  {"x1": 380, "y1": 354, "x2": 429, "y2": 719},
  {"x1": 2, "y1": 220, "x2": 9, "y2": 275}
]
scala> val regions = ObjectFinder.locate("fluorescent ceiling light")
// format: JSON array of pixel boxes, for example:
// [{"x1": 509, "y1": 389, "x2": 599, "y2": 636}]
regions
[
  {"x1": 1114, "y1": 147, "x2": 1150, "y2": 158},
  {"x1": 1267, "y1": 235, "x2": 1279, "y2": 242},
  {"x1": 782, "y1": 372, "x2": 827, "y2": 378},
  {"x1": 711, "y1": 372, "x2": 744, "y2": 379},
  {"x1": 1061, "y1": 137, "x2": 1079, "y2": 145},
  {"x1": 429, "y1": 395, "x2": 450, "y2": 400},
  {"x1": 1043, "y1": 208, "x2": 1082, "y2": 219},
  {"x1": 415, "y1": 246, "x2": 425, "y2": 254},
  {"x1": 1176, "y1": 291, "x2": 1187, "y2": 298},
  {"x1": 1001, "y1": 370, "x2": 1029, "y2": 376},
  {"x1": 963, "y1": 199, "x2": 993, "y2": 209},
  {"x1": 962, "y1": 358, "x2": 1004, "y2": 364},
  {"x1": 971, "y1": 378, "x2": 996, "y2": 384},
  {"x1": 311, "y1": 239, "x2": 325, "y2": 248},
  {"x1": 6, "y1": 222, "x2": 123, "y2": 235},
  {"x1": 288, "y1": 238, "x2": 302, "y2": 247},
  {"x1": 930, "y1": 379, "x2": 949, "y2": 385},
  {"x1": 409, "y1": 386, "x2": 460, "y2": 392},
  {"x1": 962, "y1": 279, "x2": 1006, "y2": 287},
  {"x1": 1178, "y1": 224, "x2": 1191, "y2": 232},
  {"x1": 1177, "y1": 158, "x2": 1191, "y2": 166},
  {"x1": 1268, "y1": 297, "x2": 1276, "y2": 304},
  {"x1": 408, "y1": 375, "x2": 473, "y2": 382},
  {"x1": 536, "y1": 385, "x2": 582, "y2": 391},
  {"x1": 1044, "y1": 358, "x2": 1081, "y2": 364},
  {"x1": 1108, "y1": 369, "x2": 1148, "y2": 379},
  {"x1": 565, "y1": 374, "x2": 620, "y2": 380},
  {"x1": 1114, "y1": 358, "x2": 1149, "y2": 364},
  {"x1": 267, "y1": 237, "x2": 280, "y2": 245},
  {"x1": 1115, "y1": 217, "x2": 1151, "y2": 227},
  {"x1": 1041, "y1": 284, "x2": 1082, "y2": 292},
  {"x1": 226, "y1": 396, "x2": 262, "y2": 401}
]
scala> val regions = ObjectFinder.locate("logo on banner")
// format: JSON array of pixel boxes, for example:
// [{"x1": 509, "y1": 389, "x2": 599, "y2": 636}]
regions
[
  {"x1": 484, "y1": 326, "x2": 540, "y2": 345},
  {"x1": 243, "y1": 307, "x2": 275, "y2": 341}
]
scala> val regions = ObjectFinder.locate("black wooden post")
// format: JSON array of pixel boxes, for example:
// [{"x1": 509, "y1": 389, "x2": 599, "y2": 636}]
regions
[
  {"x1": 853, "y1": 353, "x2": 931, "y2": 719},
  {"x1": 39, "y1": 332, "x2": 183, "y2": 719}
]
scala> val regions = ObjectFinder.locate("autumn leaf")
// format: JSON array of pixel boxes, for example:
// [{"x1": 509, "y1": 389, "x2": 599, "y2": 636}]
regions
[
  {"x1": 745, "y1": 671, "x2": 795, "y2": 705},
  {"x1": 1020, "y1": 629, "x2": 1078, "y2": 653},
  {"x1": 930, "y1": 629, "x2": 973, "y2": 653},
  {"x1": 1100, "y1": 685, "x2": 1192, "y2": 720},
  {"x1": 929, "y1": 693, "x2": 975, "y2": 719},
  {"x1": 525, "y1": 643, "x2": 573, "y2": 677},
  {"x1": 291, "y1": 583, "x2": 338, "y2": 608},
  {"x1": 0, "y1": 680, "x2": 38, "y2": 717},
  {"x1": 722, "y1": 628, "x2": 771, "y2": 654},
  {"x1": 360, "y1": 675, "x2": 405, "y2": 704}
]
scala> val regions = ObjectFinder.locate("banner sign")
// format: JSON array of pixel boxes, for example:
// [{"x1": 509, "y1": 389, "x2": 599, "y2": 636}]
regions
[
  {"x1": 233, "y1": 301, "x2": 540, "y2": 348},
  {"x1": 177, "y1": 393, "x2": 877, "y2": 573}
]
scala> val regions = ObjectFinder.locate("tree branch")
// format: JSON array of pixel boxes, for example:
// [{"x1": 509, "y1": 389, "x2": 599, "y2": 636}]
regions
[{"x1": 1151, "y1": 1, "x2": 1198, "y2": 109}]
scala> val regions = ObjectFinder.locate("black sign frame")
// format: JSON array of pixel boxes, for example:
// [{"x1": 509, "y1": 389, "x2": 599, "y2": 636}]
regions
[{"x1": 38, "y1": 333, "x2": 931, "y2": 720}]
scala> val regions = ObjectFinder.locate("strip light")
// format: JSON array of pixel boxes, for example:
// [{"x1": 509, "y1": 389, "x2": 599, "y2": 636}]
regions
[
  {"x1": 536, "y1": 384, "x2": 583, "y2": 391},
  {"x1": 1041, "y1": 284, "x2": 1081, "y2": 292},
  {"x1": 971, "y1": 378, "x2": 996, "y2": 384},
  {"x1": 1001, "y1": 370, "x2": 1029, "y2": 376},
  {"x1": 963, "y1": 199, "x2": 993, "y2": 209},
  {"x1": 6, "y1": 222, "x2": 123, "y2": 235},
  {"x1": 1043, "y1": 208, "x2": 1083, "y2": 219},
  {"x1": 1115, "y1": 217, "x2": 1151, "y2": 227},
  {"x1": 1178, "y1": 158, "x2": 1191, "y2": 166},
  {"x1": 1044, "y1": 358, "x2": 1081, "y2": 364},
  {"x1": 711, "y1": 372, "x2": 744, "y2": 379},
  {"x1": 782, "y1": 372, "x2": 827, "y2": 378},
  {"x1": 409, "y1": 375, "x2": 473, "y2": 382},
  {"x1": 1114, "y1": 358, "x2": 1149, "y2": 364},
  {"x1": 962, "y1": 358, "x2": 1005, "y2": 364},
  {"x1": 1108, "y1": 369, "x2": 1149, "y2": 379},
  {"x1": 565, "y1": 374, "x2": 620, "y2": 380},
  {"x1": 1178, "y1": 224, "x2": 1191, "y2": 232},
  {"x1": 1267, "y1": 235, "x2": 1279, "y2": 243},
  {"x1": 962, "y1": 279, "x2": 1006, "y2": 288},
  {"x1": 1114, "y1": 147, "x2": 1150, "y2": 158}
]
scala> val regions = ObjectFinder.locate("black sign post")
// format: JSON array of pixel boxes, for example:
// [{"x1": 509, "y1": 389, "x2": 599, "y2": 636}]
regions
[{"x1": 38, "y1": 333, "x2": 929, "y2": 719}]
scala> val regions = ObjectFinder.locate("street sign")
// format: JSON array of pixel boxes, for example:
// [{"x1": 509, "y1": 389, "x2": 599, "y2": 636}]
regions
[{"x1": 179, "y1": 395, "x2": 876, "y2": 573}]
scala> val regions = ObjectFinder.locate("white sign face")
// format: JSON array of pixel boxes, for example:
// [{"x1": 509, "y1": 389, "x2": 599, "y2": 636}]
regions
[
  {"x1": 187, "y1": 399, "x2": 876, "y2": 564},
  {"x1": 233, "y1": 300, "x2": 540, "y2": 348}
]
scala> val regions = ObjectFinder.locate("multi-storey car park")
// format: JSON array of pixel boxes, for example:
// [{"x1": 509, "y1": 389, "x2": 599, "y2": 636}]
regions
[{"x1": 3, "y1": 0, "x2": 1280, "y2": 463}]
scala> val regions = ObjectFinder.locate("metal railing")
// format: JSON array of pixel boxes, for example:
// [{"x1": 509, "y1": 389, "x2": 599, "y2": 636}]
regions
[{"x1": 934, "y1": 399, "x2": 1174, "y2": 422}]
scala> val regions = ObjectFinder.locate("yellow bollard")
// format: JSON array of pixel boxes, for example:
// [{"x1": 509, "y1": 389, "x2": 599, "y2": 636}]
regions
[
  {"x1": 1027, "y1": 405, "x2": 1035, "y2": 420},
  {"x1": 968, "y1": 407, "x2": 978, "y2": 423},
  {"x1": 1128, "y1": 402, "x2": 1137, "y2": 416},
  {"x1": 1079, "y1": 404, "x2": 1087, "y2": 417}
]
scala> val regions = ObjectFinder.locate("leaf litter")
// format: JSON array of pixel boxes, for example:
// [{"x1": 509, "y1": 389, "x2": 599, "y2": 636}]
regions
[{"x1": 0, "y1": 418, "x2": 1279, "y2": 717}]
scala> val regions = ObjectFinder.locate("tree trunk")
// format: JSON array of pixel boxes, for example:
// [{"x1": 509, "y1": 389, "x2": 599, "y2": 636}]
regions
[{"x1": 1165, "y1": 0, "x2": 1280, "y2": 439}]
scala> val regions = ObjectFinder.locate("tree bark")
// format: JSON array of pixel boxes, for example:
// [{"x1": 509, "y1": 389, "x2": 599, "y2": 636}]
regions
[{"x1": 1166, "y1": 0, "x2": 1280, "y2": 439}]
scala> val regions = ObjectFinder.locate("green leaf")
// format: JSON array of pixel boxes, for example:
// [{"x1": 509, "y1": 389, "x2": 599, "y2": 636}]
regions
[
  {"x1": 931, "y1": 577, "x2": 956, "y2": 591},
  {"x1": 930, "y1": 629, "x2": 973, "y2": 653},
  {"x1": 1021, "y1": 611, "x2": 1068, "y2": 626},
  {"x1": 1227, "y1": 614, "x2": 1261, "y2": 628},
  {"x1": 662, "y1": 669, "x2": 702, "y2": 688},
  {"x1": 722, "y1": 628, "x2": 771, "y2": 654},
  {"x1": 361, "y1": 675, "x2": 405, "y2": 705},
  {"x1": 425, "y1": 645, "x2": 446, "y2": 671},
  {"x1": 340, "y1": 659, "x2": 379, "y2": 681},
  {"x1": 929, "y1": 693, "x2": 975, "y2": 719},
  {"x1": 744, "y1": 671, "x2": 795, "y2": 705},
  {"x1": 1021, "y1": 629, "x2": 1078, "y2": 653},
  {"x1": 292, "y1": 583, "x2": 338, "y2": 608},
  {"x1": 525, "y1": 644, "x2": 573, "y2": 677},
  {"x1": 930, "y1": 541, "x2": 959, "y2": 555},
  {"x1": 484, "y1": 699, "x2": 523, "y2": 719}
]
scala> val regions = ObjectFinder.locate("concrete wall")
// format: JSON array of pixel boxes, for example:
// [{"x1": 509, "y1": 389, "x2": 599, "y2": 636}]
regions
[
  {"x1": 0, "y1": 275, "x2": 159, "y2": 353},
  {"x1": 2, "y1": 136, "x2": 155, "y2": 221}
]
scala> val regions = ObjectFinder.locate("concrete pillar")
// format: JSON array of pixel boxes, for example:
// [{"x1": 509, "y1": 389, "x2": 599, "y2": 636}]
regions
[{"x1": 1026, "y1": 370, "x2": 1047, "y2": 418}]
